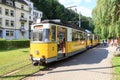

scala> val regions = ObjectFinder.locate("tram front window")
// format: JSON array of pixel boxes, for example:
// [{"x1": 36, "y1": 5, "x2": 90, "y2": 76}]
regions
[
  {"x1": 43, "y1": 29, "x2": 50, "y2": 42},
  {"x1": 32, "y1": 30, "x2": 43, "y2": 41},
  {"x1": 32, "y1": 29, "x2": 50, "y2": 42}
]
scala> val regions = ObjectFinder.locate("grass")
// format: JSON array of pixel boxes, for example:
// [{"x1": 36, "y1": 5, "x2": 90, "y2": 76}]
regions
[
  {"x1": 112, "y1": 56, "x2": 120, "y2": 80},
  {"x1": 0, "y1": 48, "x2": 44, "y2": 80}
]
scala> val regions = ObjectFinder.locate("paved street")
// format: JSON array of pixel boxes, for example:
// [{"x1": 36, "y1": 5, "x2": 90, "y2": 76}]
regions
[{"x1": 24, "y1": 46, "x2": 116, "y2": 80}]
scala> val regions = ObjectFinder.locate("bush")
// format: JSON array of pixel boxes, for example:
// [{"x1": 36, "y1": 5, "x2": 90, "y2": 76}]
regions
[
  {"x1": 0, "y1": 40, "x2": 30, "y2": 50},
  {"x1": 0, "y1": 39, "x2": 7, "y2": 49}
]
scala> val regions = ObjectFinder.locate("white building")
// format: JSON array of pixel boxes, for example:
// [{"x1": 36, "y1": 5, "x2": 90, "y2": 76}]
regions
[
  {"x1": 24, "y1": 0, "x2": 43, "y2": 38},
  {"x1": 0, "y1": 0, "x2": 29, "y2": 40},
  {"x1": 24, "y1": 0, "x2": 43, "y2": 23}
]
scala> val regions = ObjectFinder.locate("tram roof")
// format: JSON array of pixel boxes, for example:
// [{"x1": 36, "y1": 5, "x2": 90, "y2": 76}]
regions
[{"x1": 41, "y1": 20, "x2": 85, "y2": 32}]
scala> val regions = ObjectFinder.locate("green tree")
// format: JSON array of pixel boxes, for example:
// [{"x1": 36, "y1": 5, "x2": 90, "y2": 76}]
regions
[
  {"x1": 31, "y1": 0, "x2": 94, "y2": 31},
  {"x1": 92, "y1": 0, "x2": 120, "y2": 38}
]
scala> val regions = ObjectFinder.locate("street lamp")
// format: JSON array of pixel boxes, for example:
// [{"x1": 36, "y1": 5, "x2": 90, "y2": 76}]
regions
[
  {"x1": 67, "y1": 6, "x2": 81, "y2": 28},
  {"x1": 79, "y1": 12, "x2": 81, "y2": 28},
  {"x1": 75, "y1": 8, "x2": 81, "y2": 28}
]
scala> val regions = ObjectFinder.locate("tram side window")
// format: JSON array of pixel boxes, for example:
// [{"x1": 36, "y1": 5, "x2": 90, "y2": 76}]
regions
[
  {"x1": 77, "y1": 32, "x2": 84, "y2": 41},
  {"x1": 51, "y1": 26, "x2": 56, "y2": 42},
  {"x1": 72, "y1": 31, "x2": 77, "y2": 41},
  {"x1": 95, "y1": 36, "x2": 98, "y2": 40},
  {"x1": 39, "y1": 31, "x2": 43, "y2": 41},
  {"x1": 72, "y1": 30, "x2": 86, "y2": 41},
  {"x1": 77, "y1": 32, "x2": 80, "y2": 41},
  {"x1": 81, "y1": 32, "x2": 85, "y2": 40},
  {"x1": 72, "y1": 30, "x2": 79, "y2": 41}
]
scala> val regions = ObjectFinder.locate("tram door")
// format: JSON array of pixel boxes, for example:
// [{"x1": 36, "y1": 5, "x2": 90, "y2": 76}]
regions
[{"x1": 57, "y1": 27, "x2": 67, "y2": 57}]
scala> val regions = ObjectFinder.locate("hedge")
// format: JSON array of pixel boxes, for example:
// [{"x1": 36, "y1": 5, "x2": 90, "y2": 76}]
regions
[
  {"x1": 0, "y1": 40, "x2": 30, "y2": 50},
  {"x1": 0, "y1": 39, "x2": 6, "y2": 49}
]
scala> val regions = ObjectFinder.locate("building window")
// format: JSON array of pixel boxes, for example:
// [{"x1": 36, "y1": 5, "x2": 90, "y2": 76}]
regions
[
  {"x1": 29, "y1": 11, "x2": 31, "y2": 14},
  {"x1": 10, "y1": 10, "x2": 14, "y2": 17},
  {"x1": 21, "y1": 22, "x2": 24, "y2": 27},
  {"x1": 21, "y1": 13, "x2": 24, "y2": 18},
  {"x1": 11, "y1": 21, "x2": 14, "y2": 27},
  {"x1": 0, "y1": 7, "x2": 2, "y2": 14},
  {"x1": 0, "y1": 18, "x2": 2, "y2": 25},
  {"x1": 40, "y1": 13, "x2": 42, "y2": 17},
  {"x1": 34, "y1": 12, "x2": 38, "y2": 17},
  {"x1": 36, "y1": 13, "x2": 38, "y2": 17},
  {"x1": 6, "y1": 0, "x2": 13, "y2": 6},
  {"x1": 6, "y1": 30, "x2": 14, "y2": 37},
  {"x1": 5, "y1": 20, "x2": 9, "y2": 26},
  {"x1": 28, "y1": 4, "x2": 31, "y2": 7},
  {"x1": 29, "y1": 16, "x2": 31, "y2": 19},
  {"x1": 5, "y1": 9, "x2": 9, "y2": 16},
  {"x1": 21, "y1": 5, "x2": 24, "y2": 9},
  {"x1": 33, "y1": 12, "x2": 35, "y2": 15},
  {"x1": 33, "y1": 12, "x2": 36, "y2": 16}
]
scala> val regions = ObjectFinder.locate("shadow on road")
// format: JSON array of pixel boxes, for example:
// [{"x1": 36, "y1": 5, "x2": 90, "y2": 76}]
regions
[
  {"x1": 55, "y1": 46, "x2": 109, "y2": 67},
  {"x1": 1, "y1": 65, "x2": 120, "y2": 79},
  {"x1": 47, "y1": 65, "x2": 120, "y2": 75}
]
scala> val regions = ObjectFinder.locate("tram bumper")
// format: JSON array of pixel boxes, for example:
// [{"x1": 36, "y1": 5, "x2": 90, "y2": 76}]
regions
[
  {"x1": 32, "y1": 58, "x2": 40, "y2": 66},
  {"x1": 30, "y1": 55, "x2": 46, "y2": 66}
]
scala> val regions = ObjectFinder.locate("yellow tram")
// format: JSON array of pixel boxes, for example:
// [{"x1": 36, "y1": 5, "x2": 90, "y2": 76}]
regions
[
  {"x1": 86, "y1": 33, "x2": 99, "y2": 48},
  {"x1": 30, "y1": 20, "x2": 99, "y2": 66}
]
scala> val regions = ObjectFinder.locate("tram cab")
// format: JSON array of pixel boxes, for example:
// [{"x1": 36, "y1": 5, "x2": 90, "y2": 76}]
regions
[{"x1": 30, "y1": 21, "x2": 67, "y2": 65}]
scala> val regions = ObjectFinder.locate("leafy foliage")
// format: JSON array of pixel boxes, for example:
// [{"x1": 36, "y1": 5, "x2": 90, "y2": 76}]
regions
[
  {"x1": 92, "y1": 0, "x2": 120, "y2": 38},
  {"x1": 31, "y1": 0, "x2": 94, "y2": 32}
]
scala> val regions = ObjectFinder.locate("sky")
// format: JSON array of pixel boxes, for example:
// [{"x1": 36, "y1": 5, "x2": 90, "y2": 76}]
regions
[{"x1": 58, "y1": 0, "x2": 97, "y2": 17}]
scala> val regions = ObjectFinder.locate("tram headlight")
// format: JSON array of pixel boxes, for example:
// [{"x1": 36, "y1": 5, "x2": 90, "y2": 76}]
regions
[
  {"x1": 87, "y1": 33, "x2": 90, "y2": 36},
  {"x1": 34, "y1": 50, "x2": 39, "y2": 55}
]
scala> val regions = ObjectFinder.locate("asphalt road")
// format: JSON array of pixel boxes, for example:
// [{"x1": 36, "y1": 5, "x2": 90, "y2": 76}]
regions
[{"x1": 23, "y1": 46, "x2": 116, "y2": 80}]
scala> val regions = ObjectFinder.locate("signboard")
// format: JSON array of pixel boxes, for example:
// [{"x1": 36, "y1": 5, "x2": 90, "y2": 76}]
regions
[{"x1": 34, "y1": 25, "x2": 43, "y2": 29}]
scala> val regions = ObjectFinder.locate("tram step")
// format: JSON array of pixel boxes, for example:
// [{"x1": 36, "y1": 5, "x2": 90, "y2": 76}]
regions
[{"x1": 58, "y1": 53, "x2": 65, "y2": 59}]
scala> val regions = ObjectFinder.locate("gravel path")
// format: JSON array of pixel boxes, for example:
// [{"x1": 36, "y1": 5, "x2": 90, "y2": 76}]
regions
[{"x1": 23, "y1": 46, "x2": 116, "y2": 80}]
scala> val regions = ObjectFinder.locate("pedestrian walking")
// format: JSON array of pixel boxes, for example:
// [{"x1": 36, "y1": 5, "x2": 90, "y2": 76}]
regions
[
  {"x1": 114, "y1": 38, "x2": 118, "y2": 47},
  {"x1": 107, "y1": 39, "x2": 110, "y2": 46},
  {"x1": 110, "y1": 39, "x2": 114, "y2": 46},
  {"x1": 103, "y1": 40, "x2": 107, "y2": 46}
]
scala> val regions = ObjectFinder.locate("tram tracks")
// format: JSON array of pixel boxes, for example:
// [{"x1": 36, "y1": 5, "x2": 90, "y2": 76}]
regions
[
  {"x1": 21, "y1": 63, "x2": 58, "y2": 80},
  {"x1": 0, "y1": 61, "x2": 46, "y2": 80},
  {"x1": 0, "y1": 58, "x2": 39, "y2": 80},
  {"x1": 0, "y1": 63, "x2": 31, "y2": 78},
  {"x1": 0, "y1": 53, "x2": 81, "y2": 80},
  {"x1": 0, "y1": 59, "x2": 54, "y2": 80},
  {"x1": 22, "y1": 59, "x2": 75, "y2": 80}
]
